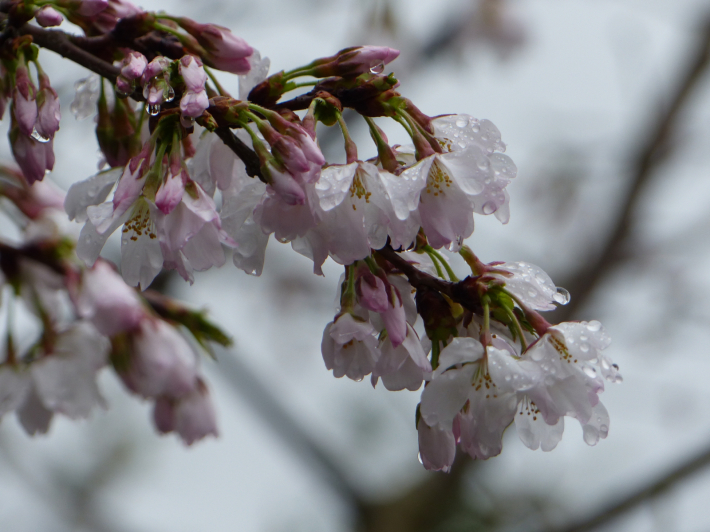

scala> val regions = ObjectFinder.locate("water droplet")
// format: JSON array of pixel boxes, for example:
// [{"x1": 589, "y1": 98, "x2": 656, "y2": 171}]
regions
[
  {"x1": 472, "y1": 125, "x2": 480, "y2": 133},
  {"x1": 369, "y1": 62, "x2": 385, "y2": 74},
  {"x1": 553, "y1": 287, "x2": 570, "y2": 305},
  {"x1": 586, "y1": 321, "x2": 601, "y2": 332},
  {"x1": 447, "y1": 236, "x2": 463, "y2": 252},
  {"x1": 482, "y1": 201, "x2": 496, "y2": 215},
  {"x1": 580, "y1": 344, "x2": 589, "y2": 353},
  {"x1": 583, "y1": 365, "x2": 596, "y2": 377},
  {"x1": 115, "y1": 85, "x2": 132, "y2": 98},
  {"x1": 165, "y1": 86, "x2": 176, "y2": 102},
  {"x1": 30, "y1": 128, "x2": 50, "y2": 143},
  {"x1": 148, "y1": 104, "x2": 161, "y2": 116},
  {"x1": 456, "y1": 117, "x2": 468, "y2": 128},
  {"x1": 580, "y1": 335, "x2": 588, "y2": 342},
  {"x1": 417, "y1": 452, "x2": 423, "y2": 464},
  {"x1": 527, "y1": 289, "x2": 537, "y2": 298},
  {"x1": 583, "y1": 426, "x2": 598, "y2": 446},
  {"x1": 504, "y1": 375, "x2": 511, "y2": 382},
  {"x1": 599, "y1": 424, "x2": 609, "y2": 437}
]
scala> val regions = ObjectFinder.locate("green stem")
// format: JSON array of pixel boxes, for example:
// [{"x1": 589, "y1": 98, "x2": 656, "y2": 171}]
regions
[
  {"x1": 425, "y1": 246, "x2": 459, "y2": 281},
  {"x1": 284, "y1": 80, "x2": 318, "y2": 91},
  {"x1": 423, "y1": 248, "x2": 444, "y2": 279},
  {"x1": 204, "y1": 66, "x2": 229, "y2": 97},
  {"x1": 431, "y1": 340, "x2": 441, "y2": 370},
  {"x1": 504, "y1": 305, "x2": 528, "y2": 352},
  {"x1": 336, "y1": 111, "x2": 358, "y2": 164}
]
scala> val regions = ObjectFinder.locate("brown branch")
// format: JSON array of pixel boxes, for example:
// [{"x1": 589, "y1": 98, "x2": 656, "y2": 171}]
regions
[
  {"x1": 214, "y1": 126, "x2": 264, "y2": 181},
  {"x1": 554, "y1": 14, "x2": 710, "y2": 322},
  {"x1": 18, "y1": 23, "x2": 121, "y2": 83},
  {"x1": 554, "y1": 444, "x2": 710, "y2": 532}
]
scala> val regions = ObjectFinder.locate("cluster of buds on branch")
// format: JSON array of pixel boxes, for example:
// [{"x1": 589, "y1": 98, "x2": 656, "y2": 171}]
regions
[{"x1": 0, "y1": 0, "x2": 620, "y2": 464}]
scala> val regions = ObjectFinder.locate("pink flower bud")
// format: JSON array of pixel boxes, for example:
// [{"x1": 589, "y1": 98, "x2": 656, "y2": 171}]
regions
[
  {"x1": 155, "y1": 168, "x2": 186, "y2": 214},
  {"x1": 120, "y1": 52, "x2": 148, "y2": 80},
  {"x1": 76, "y1": 259, "x2": 146, "y2": 336},
  {"x1": 36, "y1": 6, "x2": 63, "y2": 27},
  {"x1": 13, "y1": 67, "x2": 37, "y2": 137},
  {"x1": 141, "y1": 57, "x2": 170, "y2": 84},
  {"x1": 77, "y1": 0, "x2": 109, "y2": 16},
  {"x1": 35, "y1": 87, "x2": 61, "y2": 140},
  {"x1": 263, "y1": 161, "x2": 305, "y2": 206},
  {"x1": 173, "y1": 382, "x2": 218, "y2": 445},
  {"x1": 313, "y1": 46, "x2": 400, "y2": 77},
  {"x1": 179, "y1": 19, "x2": 253, "y2": 74},
  {"x1": 356, "y1": 273, "x2": 389, "y2": 313},
  {"x1": 179, "y1": 55, "x2": 207, "y2": 92},
  {"x1": 10, "y1": 132, "x2": 54, "y2": 184},
  {"x1": 115, "y1": 75, "x2": 133, "y2": 95},
  {"x1": 179, "y1": 90, "x2": 209, "y2": 118},
  {"x1": 123, "y1": 320, "x2": 199, "y2": 399},
  {"x1": 271, "y1": 136, "x2": 310, "y2": 174}
]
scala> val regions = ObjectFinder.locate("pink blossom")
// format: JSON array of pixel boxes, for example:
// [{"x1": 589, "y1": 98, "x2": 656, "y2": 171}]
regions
[
  {"x1": 322, "y1": 313, "x2": 380, "y2": 381},
  {"x1": 30, "y1": 323, "x2": 109, "y2": 419},
  {"x1": 418, "y1": 419, "x2": 456, "y2": 472},
  {"x1": 36, "y1": 6, "x2": 63, "y2": 27},
  {"x1": 373, "y1": 324, "x2": 430, "y2": 391}
]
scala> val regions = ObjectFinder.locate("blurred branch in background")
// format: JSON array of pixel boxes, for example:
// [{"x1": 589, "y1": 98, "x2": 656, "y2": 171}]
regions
[
  {"x1": 554, "y1": 443, "x2": 710, "y2": 532},
  {"x1": 555, "y1": 13, "x2": 710, "y2": 323}
]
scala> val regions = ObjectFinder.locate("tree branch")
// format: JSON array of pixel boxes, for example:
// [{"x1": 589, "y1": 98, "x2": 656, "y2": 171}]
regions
[{"x1": 554, "y1": 14, "x2": 710, "y2": 322}]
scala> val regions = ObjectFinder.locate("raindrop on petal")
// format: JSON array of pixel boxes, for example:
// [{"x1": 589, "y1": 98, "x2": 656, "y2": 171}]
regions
[
  {"x1": 369, "y1": 62, "x2": 385, "y2": 74},
  {"x1": 165, "y1": 86, "x2": 176, "y2": 103},
  {"x1": 30, "y1": 128, "x2": 51, "y2": 143},
  {"x1": 553, "y1": 287, "x2": 571, "y2": 305}
]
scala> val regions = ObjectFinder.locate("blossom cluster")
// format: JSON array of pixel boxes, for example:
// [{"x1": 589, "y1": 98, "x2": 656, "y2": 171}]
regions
[
  {"x1": 0, "y1": 0, "x2": 620, "y2": 467},
  {"x1": 0, "y1": 171, "x2": 225, "y2": 444}
]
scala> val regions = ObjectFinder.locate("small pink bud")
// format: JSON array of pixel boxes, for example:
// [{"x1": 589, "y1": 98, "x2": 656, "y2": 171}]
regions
[
  {"x1": 179, "y1": 90, "x2": 209, "y2": 118},
  {"x1": 263, "y1": 161, "x2": 305, "y2": 206},
  {"x1": 77, "y1": 0, "x2": 109, "y2": 17},
  {"x1": 179, "y1": 19, "x2": 253, "y2": 74},
  {"x1": 13, "y1": 67, "x2": 37, "y2": 137},
  {"x1": 115, "y1": 75, "x2": 133, "y2": 95},
  {"x1": 155, "y1": 169, "x2": 186, "y2": 214},
  {"x1": 141, "y1": 57, "x2": 170, "y2": 84},
  {"x1": 35, "y1": 6, "x2": 63, "y2": 27},
  {"x1": 120, "y1": 52, "x2": 148, "y2": 81},
  {"x1": 179, "y1": 55, "x2": 207, "y2": 92}
]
